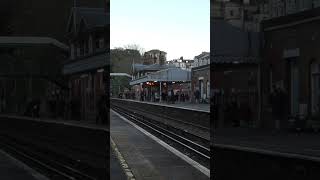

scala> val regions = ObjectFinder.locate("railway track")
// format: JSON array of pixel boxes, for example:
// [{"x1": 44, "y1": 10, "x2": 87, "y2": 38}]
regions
[
  {"x1": 111, "y1": 99, "x2": 210, "y2": 132},
  {"x1": 0, "y1": 133, "x2": 104, "y2": 180},
  {"x1": 111, "y1": 105, "x2": 210, "y2": 168}
]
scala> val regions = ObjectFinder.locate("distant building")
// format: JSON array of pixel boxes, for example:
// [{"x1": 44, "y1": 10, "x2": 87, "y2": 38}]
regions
[
  {"x1": 191, "y1": 52, "x2": 210, "y2": 103},
  {"x1": 193, "y1": 52, "x2": 210, "y2": 68},
  {"x1": 62, "y1": 7, "x2": 109, "y2": 121},
  {"x1": 212, "y1": 0, "x2": 269, "y2": 32},
  {"x1": 142, "y1": 49, "x2": 167, "y2": 65},
  {"x1": 267, "y1": 0, "x2": 320, "y2": 18},
  {"x1": 168, "y1": 57, "x2": 194, "y2": 70}
]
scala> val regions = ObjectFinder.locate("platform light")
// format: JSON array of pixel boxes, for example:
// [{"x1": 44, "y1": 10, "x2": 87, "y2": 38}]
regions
[
  {"x1": 172, "y1": 81, "x2": 175, "y2": 84},
  {"x1": 97, "y1": 69, "x2": 104, "y2": 72}
]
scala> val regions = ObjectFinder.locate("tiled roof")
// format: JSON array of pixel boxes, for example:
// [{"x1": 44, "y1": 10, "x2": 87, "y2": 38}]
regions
[
  {"x1": 212, "y1": 56, "x2": 259, "y2": 64},
  {"x1": 195, "y1": 52, "x2": 210, "y2": 59},
  {"x1": 75, "y1": 7, "x2": 108, "y2": 29},
  {"x1": 67, "y1": 7, "x2": 108, "y2": 34},
  {"x1": 212, "y1": 19, "x2": 260, "y2": 57}
]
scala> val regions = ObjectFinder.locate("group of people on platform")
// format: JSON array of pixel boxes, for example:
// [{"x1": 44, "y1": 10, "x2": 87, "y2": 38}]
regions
[
  {"x1": 162, "y1": 90, "x2": 190, "y2": 104},
  {"x1": 212, "y1": 85, "x2": 288, "y2": 129},
  {"x1": 13, "y1": 92, "x2": 109, "y2": 125},
  {"x1": 119, "y1": 89, "x2": 191, "y2": 104}
]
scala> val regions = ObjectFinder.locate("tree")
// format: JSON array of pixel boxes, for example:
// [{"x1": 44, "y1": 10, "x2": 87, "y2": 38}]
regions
[
  {"x1": 110, "y1": 48, "x2": 142, "y2": 74},
  {"x1": 123, "y1": 44, "x2": 145, "y2": 55}
]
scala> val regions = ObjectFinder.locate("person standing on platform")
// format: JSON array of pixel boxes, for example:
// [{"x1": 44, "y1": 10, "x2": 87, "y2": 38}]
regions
[
  {"x1": 195, "y1": 89, "x2": 200, "y2": 104},
  {"x1": 140, "y1": 91, "x2": 143, "y2": 101},
  {"x1": 278, "y1": 87, "x2": 288, "y2": 129},
  {"x1": 270, "y1": 85, "x2": 281, "y2": 130},
  {"x1": 168, "y1": 89, "x2": 172, "y2": 103},
  {"x1": 97, "y1": 95, "x2": 107, "y2": 125},
  {"x1": 171, "y1": 89, "x2": 175, "y2": 104}
]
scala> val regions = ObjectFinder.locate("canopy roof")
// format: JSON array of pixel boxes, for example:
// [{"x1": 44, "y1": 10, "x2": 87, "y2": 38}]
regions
[
  {"x1": 130, "y1": 68, "x2": 191, "y2": 85},
  {"x1": 0, "y1": 36, "x2": 69, "y2": 51}
]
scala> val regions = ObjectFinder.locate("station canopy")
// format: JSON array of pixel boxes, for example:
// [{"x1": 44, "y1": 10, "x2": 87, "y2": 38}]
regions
[{"x1": 130, "y1": 68, "x2": 191, "y2": 85}]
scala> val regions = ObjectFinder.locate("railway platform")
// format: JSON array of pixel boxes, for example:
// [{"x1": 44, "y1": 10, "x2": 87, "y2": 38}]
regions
[
  {"x1": 112, "y1": 98, "x2": 210, "y2": 112},
  {"x1": 0, "y1": 114, "x2": 110, "y2": 179},
  {"x1": 0, "y1": 149, "x2": 48, "y2": 180},
  {"x1": 214, "y1": 127, "x2": 320, "y2": 158},
  {"x1": 214, "y1": 128, "x2": 320, "y2": 179},
  {"x1": 110, "y1": 109, "x2": 209, "y2": 180}
]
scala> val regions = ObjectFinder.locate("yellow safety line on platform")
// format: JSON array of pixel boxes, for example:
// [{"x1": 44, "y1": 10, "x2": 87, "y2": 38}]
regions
[{"x1": 110, "y1": 136, "x2": 136, "y2": 180}]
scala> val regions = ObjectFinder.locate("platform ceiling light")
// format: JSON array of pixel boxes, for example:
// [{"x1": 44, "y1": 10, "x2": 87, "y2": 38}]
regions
[
  {"x1": 154, "y1": 81, "x2": 157, "y2": 82},
  {"x1": 97, "y1": 69, "x2": 104, "y2": 72}
]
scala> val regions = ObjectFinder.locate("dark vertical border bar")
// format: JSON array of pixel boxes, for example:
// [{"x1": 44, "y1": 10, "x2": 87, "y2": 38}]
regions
[
  {"x1": 210, "y1": 1, "x2": 214, "y2": 180},
  {"x1": 105, "y1": 0, "x2": 110, "y2": 179}
]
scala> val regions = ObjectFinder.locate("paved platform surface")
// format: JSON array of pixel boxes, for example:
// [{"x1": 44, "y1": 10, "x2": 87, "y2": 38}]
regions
[
  {"x1": 110, "y1": 109, "x2": 209, "y2": 180},
  {"x1": 112, "y1": 98, "x2": 210, "y2": 112},
  {"x1": 0, "y1": 149, "x2": 48, "y2": 180},
  {"x1": 214, "y1": 128, "x2": 320, "y2": 160}
]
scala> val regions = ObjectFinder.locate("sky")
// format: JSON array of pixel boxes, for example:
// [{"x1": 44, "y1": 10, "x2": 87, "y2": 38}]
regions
[{"x1": 110, "y1": 0, "x2": 210, "y2": 60}]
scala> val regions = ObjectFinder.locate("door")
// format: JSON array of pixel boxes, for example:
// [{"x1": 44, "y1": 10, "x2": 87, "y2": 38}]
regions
[
  {"x1": 290, "y1": 60, "x2": 299, "y2": 116},
  {"x1": 199, "y1": 80, "x2": 204, "y2": 99},
  {"x1": 311, "y1": 63, "x2": 320, "y2": 115}
]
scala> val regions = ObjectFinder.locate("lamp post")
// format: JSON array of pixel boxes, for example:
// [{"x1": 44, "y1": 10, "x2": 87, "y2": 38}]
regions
[{"x1": 160, "y1": 81, "x2": 162, "y2": 103}]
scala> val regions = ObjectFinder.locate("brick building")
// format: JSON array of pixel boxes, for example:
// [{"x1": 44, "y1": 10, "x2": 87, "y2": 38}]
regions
[
  {"x1": 191, "y1": 52, "x2": 210, "y2": 103},
  {"x1": 261, "y1": 7, "x2": 320, "y2": 129},
  {"x1": 62, "y1": 7, "x2": 109, "y2": 121},
  {"x1": 142, "y1": 49, "x2": 167, "y2": 65},
  {"x1": 212, "y1": 19, "x2": 260, "y2": 128}
]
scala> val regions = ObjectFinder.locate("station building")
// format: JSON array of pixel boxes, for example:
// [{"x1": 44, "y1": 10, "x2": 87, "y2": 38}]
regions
[
  {"x1": 62, "y1": 7, "x2": 109, "y2": 121},
  {"x1": 130, "y1": 64, "x2": 191, "y2": 102},
  {"x1": 212, "y1": 19, "x2": 260, "y2": 128},
  {"x1": 0, "y1": 37, "x2": 69, "y2": 115},
  {"x1": 261, "y1": 7, "x2": 320, "y2": 129}
]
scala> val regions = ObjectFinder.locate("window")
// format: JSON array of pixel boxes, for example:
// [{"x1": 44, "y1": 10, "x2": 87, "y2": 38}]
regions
[
  {"x1": 84, "y1": 40, "x2": 89, "y2": 55},
  {"x1": 88, "y1": 35, "x2": 93, "y2": 53},
  {"x1": 95, "y1": 39, "x2": 100, "y2": 50},
  {"x1": 311, "y1": 61, "x2": 320, "y2": 114},
  {"x1": 99, "y1": 38, "x2": 104, "y2": 49},
  {"x1": 77, "y1": 46, "x2": 80, "y2": 57},
  {"x1": 71, "y1": 44, "x2": 75, "y2": 59},
  {"x1": 80, "y1": 41, "x2": 84, "y2": 56}
]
